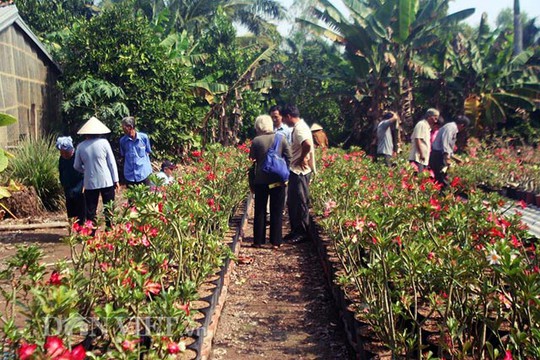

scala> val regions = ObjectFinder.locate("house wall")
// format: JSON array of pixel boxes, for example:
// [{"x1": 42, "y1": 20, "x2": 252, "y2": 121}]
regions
[{"x1": 0, "y1": 24, "x2": 60, "y2": 148}]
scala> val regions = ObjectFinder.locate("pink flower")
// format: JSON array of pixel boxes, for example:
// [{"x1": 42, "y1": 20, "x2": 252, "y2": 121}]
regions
[
  {"x1": 517, "y1": 200, "x2": 527, "y2": 209},
  {"x1": 144, "y1": 280, "x2": 162, "y2": 296},
  {"x1": 18, "y1": 342, "x2": 37, "y2": 360},
  {"x1": 504, "y1": 350, "x2": 513, "y2": 360},
  {"x1": 122, "y1": 339, "x2": 140, "y2": 352}
]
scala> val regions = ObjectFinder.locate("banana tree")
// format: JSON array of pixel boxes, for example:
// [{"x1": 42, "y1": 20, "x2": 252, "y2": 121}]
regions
[
  {"x1": 446, "y1": 15, "x2": 540, "y2": 134},
  {"x1": 297, "y1": 0, "x2": 474, "y2": 142},
  {"x1": 199, "y1": 44, "x2": 277, "y2": 145}
]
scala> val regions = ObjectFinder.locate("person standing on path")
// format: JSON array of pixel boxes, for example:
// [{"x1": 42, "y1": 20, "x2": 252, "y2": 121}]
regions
[
  {"x1": 376, "y1": 111, "x2": 400, "y2": 167},
  {"x1": 120, "y1": 116, "x2": 152, "y2": 187},
  {"x1": 429, "y1": 115, "x2": 470, "y2": 187},
  {"x1": 270, "y1": 105, "x2": 292, "y2": 144},
  {"x1": 56, "y1": 136, "x2": 85, "y2": 225},
  {"x1": 282, "y1": 104, "x2": 315, "y2": 244},
  {"x1": 409, "y1": 108, "x2": 439, "y2": 173},
  {"x1": 310, "y1": 123, "x2": 329, "y2": 149},
  {"x1": 74, "y1": 116, "x2": 119, "y2": 228},
  {"x1": 249, "y1": 115, "x2": 291, "y2": 249}
]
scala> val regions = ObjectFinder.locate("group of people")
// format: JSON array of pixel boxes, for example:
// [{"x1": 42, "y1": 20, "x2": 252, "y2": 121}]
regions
[
  {"x1": 56, "y1": 116, "x2": 176, "y2": 227},
  {"x1": 249, "y1": 104, "x2": 327, "y2": 250},
  {"x1": 375, "y1": 108, "x2": 470, "y2": 187}
]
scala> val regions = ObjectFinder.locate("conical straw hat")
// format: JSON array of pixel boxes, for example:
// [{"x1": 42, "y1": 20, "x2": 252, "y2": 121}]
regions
[
  {"x1": 77, "y1": 116, "x2": 111, "y2": 135},
  {"x1": 310, "y1": 123, "x2": 323, "y2": 131}
]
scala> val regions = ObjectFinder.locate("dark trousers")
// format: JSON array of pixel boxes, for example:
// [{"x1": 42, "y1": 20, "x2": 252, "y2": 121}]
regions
[
  {"x1": 126, "y1": 177, "x2": 151, "y2": 187},
  {"x1": 287, "y1": 172, "x2": 311, "y2": 238},
  {"x1": 65, "y1": 192, "x2": 85, "y2": 225},
  {"x1": 254, "y1": 184, "x2": 286, "y2": 246},
  {"x1": 85, "y1": 186, "x2": 115, "y2": 228},
  {"x1": 429, "y1": 150, "x2": 448, "y2": 187}
]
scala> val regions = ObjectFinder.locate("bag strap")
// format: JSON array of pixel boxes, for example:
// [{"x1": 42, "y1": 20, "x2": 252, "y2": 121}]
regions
[{"x1": 271, "y1": 133, "x2": 282, "y2": 152}]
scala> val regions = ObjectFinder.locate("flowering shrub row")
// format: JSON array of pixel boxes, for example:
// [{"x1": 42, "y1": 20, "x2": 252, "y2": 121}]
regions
[
  {"x1": 450, "y1": 138, "x2": 540, "y2": 194},
  {"x1": 311, "y1": 148, "x2": 539, "y2": 359},
  {"x1": 0, "y1": 144, "x2": 250, "y2": 359}
]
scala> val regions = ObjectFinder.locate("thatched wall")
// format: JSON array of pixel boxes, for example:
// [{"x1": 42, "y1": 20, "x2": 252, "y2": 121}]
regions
[{"x1": 0, "y1": 24, "x2": 61, "y2": 148}]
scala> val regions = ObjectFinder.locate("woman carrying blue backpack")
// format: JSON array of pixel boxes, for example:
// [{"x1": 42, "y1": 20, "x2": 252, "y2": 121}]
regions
[{"x1": 249, "y1": 115, "x2": 291, "y2": 249}]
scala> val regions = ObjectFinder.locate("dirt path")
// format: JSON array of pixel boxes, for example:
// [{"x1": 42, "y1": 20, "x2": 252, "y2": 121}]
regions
[
  {"x1": 211, "y1": 212, "x2": 351, "y2": 360},
  {"x1": 0, "y1": 215, "x2": 71, "y2": 271}
]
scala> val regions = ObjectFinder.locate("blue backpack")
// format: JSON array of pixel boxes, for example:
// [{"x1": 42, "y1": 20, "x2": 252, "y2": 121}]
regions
[{"x1": 262, "y1": 134, "x2": 289, "y2": 182}]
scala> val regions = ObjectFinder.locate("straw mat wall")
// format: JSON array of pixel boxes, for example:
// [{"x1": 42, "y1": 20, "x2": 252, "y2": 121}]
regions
[{"x1": 0, "y1": 24, "x2": 60, "y2": 148}]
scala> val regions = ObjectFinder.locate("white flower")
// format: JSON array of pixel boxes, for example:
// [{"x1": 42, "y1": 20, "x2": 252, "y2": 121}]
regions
[
  {"x1": 178, "y1": 341, "x2": 186, "y2": 352},
  {"x1": 486, "y1": 249, "x2": 501, "y2": 265}
]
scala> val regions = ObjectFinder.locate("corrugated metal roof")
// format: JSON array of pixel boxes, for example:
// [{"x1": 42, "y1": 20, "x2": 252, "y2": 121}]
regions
[
  {"x1": 502, "y1": 202, "x2": 540, "y2": 239},
  {"x1": 0, "y1": 5, "x2": 61, "y2": 72}
]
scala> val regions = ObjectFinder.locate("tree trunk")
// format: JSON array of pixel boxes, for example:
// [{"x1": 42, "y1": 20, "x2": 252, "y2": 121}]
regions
[{"x1": 514, "y1": 0, "x2": 523, "y2": 55}]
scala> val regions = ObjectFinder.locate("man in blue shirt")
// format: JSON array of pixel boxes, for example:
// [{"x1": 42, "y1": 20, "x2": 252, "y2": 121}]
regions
[
  {"x1": 429, "y1": 115, "x2": 470, "y2": 187},
  {"x1": 269, "y1": 105, "x2": 292, "y2": 144},
  {"x1": 120, "y1": 117, "x2": 153, "y2": 187}
]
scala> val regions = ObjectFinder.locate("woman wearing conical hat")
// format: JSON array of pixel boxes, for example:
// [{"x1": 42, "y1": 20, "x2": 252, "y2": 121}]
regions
[
  {"x1": 310, "y1": 123, "x2": 329, "y2": 149},
  {"x1": 73, "y1": 116, "x2": 119, "y2": 229}
]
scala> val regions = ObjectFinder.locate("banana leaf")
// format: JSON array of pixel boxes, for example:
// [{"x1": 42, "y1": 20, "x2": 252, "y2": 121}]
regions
[{"x1": 0, "y1": 113, "x2": 17, "y2": 127}]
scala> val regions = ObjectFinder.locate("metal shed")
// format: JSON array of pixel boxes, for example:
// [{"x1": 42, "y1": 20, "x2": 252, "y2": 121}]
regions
[{"x1": 0, "y1": 4, "x2": 61, "y2": 148}]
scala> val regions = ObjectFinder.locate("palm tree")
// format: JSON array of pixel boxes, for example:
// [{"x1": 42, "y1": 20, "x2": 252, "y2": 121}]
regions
[{"x1": 514, "y1": 0, "x2": 523, "y2": 55}]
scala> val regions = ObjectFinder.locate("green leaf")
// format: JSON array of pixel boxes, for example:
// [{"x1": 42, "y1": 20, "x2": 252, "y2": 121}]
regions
[
  {"x1": 0, "y1": 150, "x2": 7, "y2": 173},
  {"x1": 492, "y1": 92, "x2": 535, "y2": 111},
  {"x1": 397, "y1": 0, "x2": 419, "y2": 43},
  {"x1": 0, "y1": 113, "x2": 17, "y2": 127},
  {"x1": 0, "y1": 187, "x2": 10, "y2": 199}
]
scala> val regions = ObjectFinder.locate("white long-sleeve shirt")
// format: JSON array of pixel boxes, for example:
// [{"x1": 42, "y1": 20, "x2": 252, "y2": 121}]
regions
[{"x1": 74, "y1": 138, "x2": 119, "y2": 190}]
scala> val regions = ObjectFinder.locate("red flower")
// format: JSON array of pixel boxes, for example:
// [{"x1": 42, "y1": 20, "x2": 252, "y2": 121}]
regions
[
  {"x1": 167, "y1": 342, "x2": 181, "y2": 354},
  {"x1": 504, "y1": 350, "x2": 513, "y2": 360},
  {"x1": 69, "y1": 345, "x2": 86, "y2": 360},
  {"x1": 517, "y1": 200, "x2": 527, "y2": 209},
  {"x1": 206, "y1": 172, "x2": 216, "y2": 181},
  {"x1": 18, "y1": 342, "x2": 37, "y2": 360},
  {"x1": 192, "y1": 150, "x2": 202, "y2": 158},
  {"x1": 450, "y1": 177, "x2": 461, "y2": 188},
  {"x1": 429, "y1": 197, "x2": 441, "y2": 211},
  {"x1": 144, "y1": 280, "x2": 162, "y2": 296},
  {"x1": 177, "y1": 301, "x2": 191, "y2": 316},
  {"x1": 47, "y1": 271, "x2": 63, "y2": 286},
  {"x1": 45, "y1": 336, "x2": 65, "y2": 358}
]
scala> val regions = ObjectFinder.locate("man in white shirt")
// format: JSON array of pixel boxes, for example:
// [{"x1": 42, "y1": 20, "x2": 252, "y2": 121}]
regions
[
  {"x1": 376, "y1": 111, "x2": 400, "y2": 166},
  {"x1": 282, "y1": 104, "x2": 315, "y2": 244},
  {"x1": 156, "y1": 160, "x2": 176, "y2": 185},
  {"x1": 409, "y1": 108, "x2": 439, "y2": 172},
  {"x1": 429, "y1": 115, "x2": 470, "y2": 187}
]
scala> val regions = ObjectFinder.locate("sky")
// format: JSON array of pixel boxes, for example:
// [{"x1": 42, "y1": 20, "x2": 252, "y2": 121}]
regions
[
  {"x1": 448, "y1": 0, "x2": 540, "y2": 26},
  {"x1": 277, "y1": 0, "x2": 540, "y2": 27}
]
